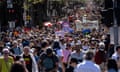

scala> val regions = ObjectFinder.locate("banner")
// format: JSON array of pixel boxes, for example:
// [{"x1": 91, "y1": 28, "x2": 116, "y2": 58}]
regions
[
  {"x1": 62, "y1": 21, "x2": 70, "y2": 32},
  {"x1": 75, "y1": 20, "x2": 99, "y2": 31},
  {"x1": 55, "y1": 30, "x2": 65, "y2": 37}
]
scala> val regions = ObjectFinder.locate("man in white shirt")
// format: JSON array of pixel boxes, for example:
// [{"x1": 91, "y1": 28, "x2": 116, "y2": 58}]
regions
[
  {"x1": 112, "y1": 46, "x2": 120, "y2": 61},
  {"x1": 112, "y1": 46, "x2": 120, "y2": 69},
  {"x1": 74, "y1": 51, "x2": 101, "y2": 72}
]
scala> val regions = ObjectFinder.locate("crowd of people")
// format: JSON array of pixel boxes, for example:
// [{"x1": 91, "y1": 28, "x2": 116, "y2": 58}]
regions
[
  {"x1": 0, "y1": 23, "x2": 119, "y2": 72},
  {"x1": 0, "y1": 5, "x2": 119, "y2": 72}
]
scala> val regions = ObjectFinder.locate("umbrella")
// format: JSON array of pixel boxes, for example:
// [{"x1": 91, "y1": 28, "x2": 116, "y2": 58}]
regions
[
  {"x1": 44, "y1": 22, "x2": 53, "y2": 27},
  {"x1": 57, "y1": 21, "x2": 63, "y2": 24}
]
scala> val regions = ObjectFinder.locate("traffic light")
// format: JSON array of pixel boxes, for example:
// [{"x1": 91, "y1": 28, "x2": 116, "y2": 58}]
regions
[
  {"x1": 100, "y1": 10, "x2": 106, "y2": 24},
  {"x1": 8, "y1": 9, "x2": 16, "y2": 21},
  {"x1": 8, "y1": 9, "x2": 15, "y2": 13}
]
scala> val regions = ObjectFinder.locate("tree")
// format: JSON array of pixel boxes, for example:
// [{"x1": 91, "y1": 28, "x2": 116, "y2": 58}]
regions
[{"x1": 0, "y1": 0, "x2": 8, "y2": 30}]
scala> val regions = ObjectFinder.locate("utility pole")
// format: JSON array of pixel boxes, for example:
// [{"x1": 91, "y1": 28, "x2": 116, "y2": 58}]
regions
[
  {"x1": 113, "y1": 0, "x2": 119, "y2": 45},
  {"x1": 0, "y1": 21, "x2": 1, "y2": 32}
]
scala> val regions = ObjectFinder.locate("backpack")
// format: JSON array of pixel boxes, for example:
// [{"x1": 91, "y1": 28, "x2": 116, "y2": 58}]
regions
[{"x1": 41, "y1": 54, "x2": 57, "y2": 70}]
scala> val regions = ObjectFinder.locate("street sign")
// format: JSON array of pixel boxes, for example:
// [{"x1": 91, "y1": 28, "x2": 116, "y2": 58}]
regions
[{"x1": 8, "y1": 21, "x2": 15, "y2": 28}]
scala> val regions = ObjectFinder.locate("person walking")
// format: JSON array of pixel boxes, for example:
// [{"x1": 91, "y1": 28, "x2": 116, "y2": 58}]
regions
[
  {"x1": 10, "y1": 62, "x2": 28, "y2": 72},
  {"x1": 112, "y1": 46, "x2": 120, "y2": 69},
  {"x1": 0, "y1": 48, "x2": 14, "y2": 72},
  {"x1": 112, "y1": 46, "x2": 120, "y2": 61},
  {"x1": 74, "y1": 51, "x2": 101, "y2": 72},
  {"x1": 106, "y1": 59, "x2": 118, "y2": 72},
  {"x1": 21, "y1": 46, "x2": 38, "y2": 72},
  {"x1": 39, "y1": 48, "x2": 59, "y2": 72}
]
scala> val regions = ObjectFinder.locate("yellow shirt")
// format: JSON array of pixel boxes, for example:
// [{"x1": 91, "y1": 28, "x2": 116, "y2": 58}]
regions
[{"x1": 0, "y1": 56, "x2": 14, "y2": 72}]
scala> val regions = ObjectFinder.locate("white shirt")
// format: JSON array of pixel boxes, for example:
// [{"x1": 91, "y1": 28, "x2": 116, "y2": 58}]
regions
[
  {"x1": 56, "y1": 49, "x2": 63, "y2": 57},
  {"x1": 74, "y1": 60, "x2": 101, "y2": 72},
  {"x1": 70, "y1": 41, "x2": 75, "y2": 46},
  {"x1": 70, "y1": 51, "x2": 84, "y2": 62},
  {"x1": 60, "y1": 43, "x2": 66, "y2": 50},
  {"x1": 112, "y1": 52, "x2": 120, "y2": 61},
  {"x1": 82, "y1": 45, "x2": 90, "y2": 51}
]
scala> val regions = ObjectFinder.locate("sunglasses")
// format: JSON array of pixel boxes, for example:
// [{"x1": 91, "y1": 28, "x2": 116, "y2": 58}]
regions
[{"x1": 3, "y1": 52, "x2": 9, "y2": 54}]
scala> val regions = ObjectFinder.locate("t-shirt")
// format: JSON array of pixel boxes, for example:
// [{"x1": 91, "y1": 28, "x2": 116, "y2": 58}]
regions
[
  {"x1": 75, "y1": 60, "x2": 101, "y2": 72},
  {"x1": 56, "y1": 49, "x2": 63, "y2": 57},
  {"x1": 70, "y1": 51, "x2": 84, "y2": 62},
  {"x1": 23, "y1": 54, "x2": 32, "y2": 72},
  {"x1": 0, "y1": 56, "x2": 14, "y2": 72},
  {"x1": 11, "y1": 47, "x2": 22, "y2": 56},
  {"x1": 108, "y1": 69, "x2": 117, "y2": 72},
  {"x1": 63, "y1": 49, "x2": 71, "y2": 63}
]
